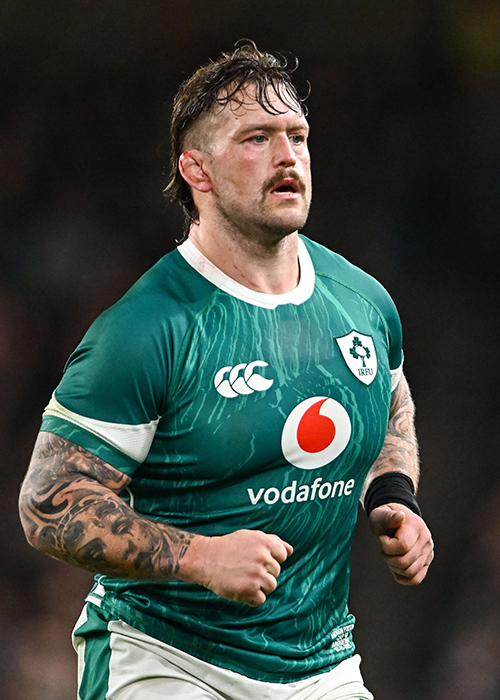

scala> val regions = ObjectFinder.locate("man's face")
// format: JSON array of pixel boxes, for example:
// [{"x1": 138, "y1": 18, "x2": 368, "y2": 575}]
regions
[{"x1": 202, "y1": 84, "x2": 312, "y2": 244}]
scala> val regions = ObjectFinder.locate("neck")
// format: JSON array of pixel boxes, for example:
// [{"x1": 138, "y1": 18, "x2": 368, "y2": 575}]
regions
[{"x1": 187, "y1": 220, "x2": 300, "y2": 295}]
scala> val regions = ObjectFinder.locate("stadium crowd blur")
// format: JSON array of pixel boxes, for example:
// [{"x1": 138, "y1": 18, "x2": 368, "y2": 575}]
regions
[{"x1": 1, "y1": 2, "x2": 499, "y2": 698}]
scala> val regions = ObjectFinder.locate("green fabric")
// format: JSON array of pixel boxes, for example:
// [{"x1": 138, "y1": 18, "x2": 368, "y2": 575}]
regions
[
  {"x1": 73, "y1": 604, "x2": 112, "y2": 700},
  {"x1": 43, "y1": 235, "x2": 403, "y2": 682}
]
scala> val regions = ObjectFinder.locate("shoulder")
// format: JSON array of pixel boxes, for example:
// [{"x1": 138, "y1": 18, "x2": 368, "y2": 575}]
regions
[
  {"x1": 87, "y1": 247, "x2": 217, "y2": 341},
  {"x1": 301, "y1": 235, "x2": 399, "y2": 321},
  {"x1": 63, "y1": 248, "x2": 218, "y2": 395},
  {"x1": 301, "y1": 235, "x2": 403, "y2": 370},
  {"x1": 56, "y1": 248, "x2": 219, "y2": 423}
]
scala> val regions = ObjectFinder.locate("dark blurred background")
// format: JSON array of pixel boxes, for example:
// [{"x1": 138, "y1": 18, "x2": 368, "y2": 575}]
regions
[{"x1": 1, "y1": 1, "x2": 499, "y2": 698}]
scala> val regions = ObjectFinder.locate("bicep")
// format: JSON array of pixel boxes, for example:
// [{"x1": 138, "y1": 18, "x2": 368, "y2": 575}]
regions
[
  {"x1": 24, "y1": 431, "x2": 132, "y2": 492},
  {"x1": 388, "y1": 372, "x2": 415, "y2": 429},
  {"x1": 19, "y1": 432, "x2": 131, "y2": 545},
  {"x1": 361, "y1": 372, "x2": 419, "y2": 497}
]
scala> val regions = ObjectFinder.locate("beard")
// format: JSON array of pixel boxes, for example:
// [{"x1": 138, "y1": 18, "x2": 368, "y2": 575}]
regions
[{"x1": 212, "y1": 169, "x2": 311, "y2": 245}]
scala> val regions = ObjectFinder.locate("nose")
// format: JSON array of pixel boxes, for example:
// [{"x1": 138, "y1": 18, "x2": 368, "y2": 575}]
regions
[{"x1": 273, "y1": 134, "x2": 297, "y2": 168}]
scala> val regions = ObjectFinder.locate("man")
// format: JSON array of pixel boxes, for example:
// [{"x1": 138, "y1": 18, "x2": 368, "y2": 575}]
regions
[{"x1": 19, "y1": 42, "x2": 433, "y2": 699}]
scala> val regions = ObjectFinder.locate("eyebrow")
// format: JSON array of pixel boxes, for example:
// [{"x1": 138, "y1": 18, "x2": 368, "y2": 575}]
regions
[{"x1": 235, "y1": 121, "x2": 310, "y2": 138}]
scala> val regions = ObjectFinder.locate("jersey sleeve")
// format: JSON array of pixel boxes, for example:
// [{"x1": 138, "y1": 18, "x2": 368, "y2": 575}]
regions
[
  {"x1": 367, "y1": 277, "x2": 404, "y2": 391},
  {"x1": 41, "y1": 298, "x2": 169, "y2": 476}
]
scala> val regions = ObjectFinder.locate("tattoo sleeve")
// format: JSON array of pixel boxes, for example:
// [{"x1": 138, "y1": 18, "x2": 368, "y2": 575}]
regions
[
  {"x1": 361, "y1": 373, "x2": 420, "y2": 501},
  {"x1": 18, "y1": 432, "x2": 195, "y2": 580}
]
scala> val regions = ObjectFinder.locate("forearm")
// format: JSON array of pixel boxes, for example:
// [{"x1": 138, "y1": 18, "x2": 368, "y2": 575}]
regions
[
  {"x1": 361, "y1": 374, "x2": 420, "y2": 501},
  {"x1": 362, "y1": 375, "x2": 433, "y2": 584},
  {"x1": 19, "y1": 432, "x2": 199, "y2": 581}
]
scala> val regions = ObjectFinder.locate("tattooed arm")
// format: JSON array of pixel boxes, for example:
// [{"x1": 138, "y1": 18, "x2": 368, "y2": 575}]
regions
[
  {"x1": 363, "y1": 373, "x2": 434, "y2": 585},
  {"x1": 361, "y1": 372, "x2": 419, "y2": 501},
  {"x1": 19, "y1": 431, "x2": 292, "y2": 606}
]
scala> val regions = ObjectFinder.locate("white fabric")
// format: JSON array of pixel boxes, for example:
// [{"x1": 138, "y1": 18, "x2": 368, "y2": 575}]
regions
[
  {"x1": 43, "y1": 394, "x2": 159, "y2": 463},
  {"x1": 78, "y1": 617, "x2": 373, "y2": 700},
  {"x1": 73, "y1": 606, "x2": 88, "y2": 700},
  {"x1": 390, "y1": 362, "x2": 403, "y2": 392},
  {"x1": 85, "y1": 579, "x2": 106, "y2": 608},
  {"x1": 177, "y1": 237, "x2": 315, "y2": 309}
]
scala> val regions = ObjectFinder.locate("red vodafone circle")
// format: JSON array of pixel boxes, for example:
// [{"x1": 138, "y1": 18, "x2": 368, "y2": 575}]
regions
[
  {"x1": 296, "y1": 398, "x2": 336, "y2": 452},
  {"x1": 281, "y1": 397, "x2": 352, "y2": 469}
]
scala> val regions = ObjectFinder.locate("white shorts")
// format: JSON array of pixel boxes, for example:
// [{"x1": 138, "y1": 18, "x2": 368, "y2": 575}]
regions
[{"x1": 73, "y1": 605, "x2": 374, "y2": 700}]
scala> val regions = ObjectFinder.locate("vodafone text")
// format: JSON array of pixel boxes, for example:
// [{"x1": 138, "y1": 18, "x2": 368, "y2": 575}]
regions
[{"x1": 247, "y1": 477, "x2": 355, "y2": 505}]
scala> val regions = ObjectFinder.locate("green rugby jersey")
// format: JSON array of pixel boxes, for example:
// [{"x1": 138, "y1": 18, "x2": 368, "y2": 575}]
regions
[{"x1": 41, "y1": 234, "x2": 403, "y2": 683}]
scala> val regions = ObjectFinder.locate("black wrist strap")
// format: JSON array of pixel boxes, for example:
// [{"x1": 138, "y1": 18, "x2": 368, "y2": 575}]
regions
[{"x1": 364, "y1": 471, "x2": 422, "y2": 518}]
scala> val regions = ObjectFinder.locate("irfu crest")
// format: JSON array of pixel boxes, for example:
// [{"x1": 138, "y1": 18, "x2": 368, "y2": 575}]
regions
[
  {"x1": 336, "y1": 331, "x2": 378, "y2": 385},
  {"x1": 349, "y1": 336, "x2": 371, "y2": 367}
]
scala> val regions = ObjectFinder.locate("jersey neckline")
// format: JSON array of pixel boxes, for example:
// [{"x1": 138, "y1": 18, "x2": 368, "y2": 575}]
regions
[{"x1": 176, "y1": 236, "x2": 315, "y2": 309}]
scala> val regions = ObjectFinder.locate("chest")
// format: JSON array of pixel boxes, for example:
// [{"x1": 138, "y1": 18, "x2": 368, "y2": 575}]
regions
[{"x1": 150, "y1": 291, "x2": 391, "y2": 483}]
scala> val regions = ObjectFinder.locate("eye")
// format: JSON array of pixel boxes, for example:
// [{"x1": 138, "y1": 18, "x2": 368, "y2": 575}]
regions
[
  {"x1": 251, "y1": 134, "x2": 267, "y2": 144},
  {"x1": 291, "y1": 133, "x2": 306, "y2": 145}
]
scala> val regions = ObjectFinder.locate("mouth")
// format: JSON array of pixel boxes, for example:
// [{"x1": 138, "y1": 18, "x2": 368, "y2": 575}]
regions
[{"x1": 269, "y1": 178, "x2": 301, "y2": 198}]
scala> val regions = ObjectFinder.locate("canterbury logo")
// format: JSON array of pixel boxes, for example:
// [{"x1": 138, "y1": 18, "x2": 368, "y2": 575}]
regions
[{"x1": 214, "y1": 360, "x2": 274, "y2": 398}]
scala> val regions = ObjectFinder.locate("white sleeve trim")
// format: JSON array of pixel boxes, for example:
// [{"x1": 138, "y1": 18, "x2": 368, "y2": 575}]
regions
[
  {"x1": 44, "y1": 394, "x2": 159, "y2": 463},
  {"x1": 390, "y1": 362, "x2": 403, "y2": 392}
]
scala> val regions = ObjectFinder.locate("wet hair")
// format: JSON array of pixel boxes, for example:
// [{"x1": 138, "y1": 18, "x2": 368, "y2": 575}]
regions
[{"x1": 163, "y1": 40, "x2": 308, "y2": 233}]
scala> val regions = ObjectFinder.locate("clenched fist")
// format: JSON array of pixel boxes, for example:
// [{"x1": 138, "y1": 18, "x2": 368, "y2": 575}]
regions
[
  {"x1": 369, "y1": 503, "x2": 434, "y2": 585},
  {"x1": 182, "y1": 529, "x2": 293, "y2": 606}
]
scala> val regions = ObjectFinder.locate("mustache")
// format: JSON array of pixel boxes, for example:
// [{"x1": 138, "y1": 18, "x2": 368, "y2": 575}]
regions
[{"x1": 262, "y1": 169, "x2": 307, "y2": 196}]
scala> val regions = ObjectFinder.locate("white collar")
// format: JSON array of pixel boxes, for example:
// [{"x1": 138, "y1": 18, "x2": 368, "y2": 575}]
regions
[{"x1": 177, "y1": 236, "x2": 315, "y2": 309}]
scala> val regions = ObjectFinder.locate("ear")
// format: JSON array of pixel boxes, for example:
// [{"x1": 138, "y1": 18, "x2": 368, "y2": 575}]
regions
[{"x1": 178, "y1": 150, "x2": 212, "y2": 193}]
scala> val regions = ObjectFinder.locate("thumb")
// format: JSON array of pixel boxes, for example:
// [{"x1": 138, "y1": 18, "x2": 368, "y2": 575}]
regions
[{"x1": 369, "y1": 505, "x2": 406, "y2": 537}]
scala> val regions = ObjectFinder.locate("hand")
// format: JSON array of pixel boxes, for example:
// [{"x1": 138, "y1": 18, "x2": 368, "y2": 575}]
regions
[
  {"x1": 368, "y1": 503, "x2": 434, "y2": 585},
  {"x1": 187, "y1": 529, "x2": 293, "y2": 607}
]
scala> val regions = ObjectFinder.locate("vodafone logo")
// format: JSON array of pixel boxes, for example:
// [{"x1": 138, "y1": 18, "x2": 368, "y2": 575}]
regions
[
  {"x1": 214, "y1": 360, "x2": 274, "y2": 398},
  {"x1": 281, "y1": 397, "x2": 352, "y2": 469}
]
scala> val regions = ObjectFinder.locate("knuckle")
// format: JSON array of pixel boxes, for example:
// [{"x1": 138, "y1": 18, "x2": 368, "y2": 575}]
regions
[{"x1": 262, "y1": 577, "x2": 277, "y2": 595}]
